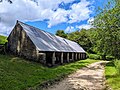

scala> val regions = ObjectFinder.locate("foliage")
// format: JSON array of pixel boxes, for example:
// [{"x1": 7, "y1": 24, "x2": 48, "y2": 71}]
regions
[
  {"x1": 88, "y1": 54, "x2": 101, "y2": 60},
  {"x1": 106, "y1": 56, "x2": 115, "y2": 60},
  {"x1": 88, "y1": 54, "x2": 115, "y2": 60},
  {"x1": 0, "y1": 54, "x2": 98, "y2": 90},
  {"x1": 93, "y1": 0, "x2": 120, "y2": 59},
  {"x1": 55, "y1": 30, "x2": 67, "y2": 38},
  {"x1": 67, "y1": 29, "x2": 92, "y2": 52},
  {"x1": 105, "y1": 61, "x2": 120, "y2": 89},
  {"x1": 0, "y1": 35, "x2": 7, "y2": 44},
  {"x1": 114, "y1": 60, "x2": 120, "y2": 75},
  {"x1": 67, "y1": 30, "x2": 80, "y2": 41}
]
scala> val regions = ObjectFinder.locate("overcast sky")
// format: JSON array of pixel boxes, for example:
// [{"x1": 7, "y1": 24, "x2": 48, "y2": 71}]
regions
[{"x1": 0, "y1": 0, "x2": 107, "y2": 36}]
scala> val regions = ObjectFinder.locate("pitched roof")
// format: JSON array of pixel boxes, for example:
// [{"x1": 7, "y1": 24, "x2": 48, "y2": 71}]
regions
[{"x1": 17, "y1": 21, "x2": 85, "y2": 53}]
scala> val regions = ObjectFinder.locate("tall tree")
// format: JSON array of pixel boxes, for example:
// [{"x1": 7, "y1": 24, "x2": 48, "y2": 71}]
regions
[{"x1": 93, "y1": 0, "x2": 120, "y2": 59}]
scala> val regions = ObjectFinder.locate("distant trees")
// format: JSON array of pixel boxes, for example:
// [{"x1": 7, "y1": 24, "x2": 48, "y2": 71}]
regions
[
  {"x1": 55, "y1": 29, "x2": 93, "y2": 52},
  {"x1": 55, "y1": 30, "x2": 67, "y2": 38},
  {"x1": 67, "y1": 29, "x2": 92, "y2": 52}
]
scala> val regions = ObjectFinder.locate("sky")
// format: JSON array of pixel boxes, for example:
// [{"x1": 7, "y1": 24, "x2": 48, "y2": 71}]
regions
[{"x1": 0, "y1": 0, "x2": 108, "y2": 36}]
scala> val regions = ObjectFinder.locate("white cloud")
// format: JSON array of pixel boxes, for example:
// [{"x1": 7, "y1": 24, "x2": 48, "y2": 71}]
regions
[
  {"x1": 0, "y1": 0, "x2": 94, "y2": 36},
  {"x1": 0, "y1": 0, "x2": 41, "y2": 35},
  {"x1": 76, "y1": 24, "x2": 92, "y2": 30},
  {"x1": 36, "y1": 0, "x2": 74, "y2": 10},
  {"x1": 68, "y1": 0, "x2": 92, "y2": 23},
  {"x1": 0, "y1": 23, "x2": 12, "y2": 36},
  {"x1": 65, "y1": 26, "x2": 75, "y2": 33},
  {"x1": 47, "y1": 8, "x2": 69, "y2": 28},
  {"x1": 76, "y1": 17, "x2": 94, "y2": 30}
]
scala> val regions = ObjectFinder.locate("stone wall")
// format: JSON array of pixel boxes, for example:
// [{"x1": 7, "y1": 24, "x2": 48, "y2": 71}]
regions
[
  {"x1": 7, "y1": 23, "x2": 38, "y2": 61},
  {"x1": 37, "y1": 52, "x2": 46, "y2": 64}
]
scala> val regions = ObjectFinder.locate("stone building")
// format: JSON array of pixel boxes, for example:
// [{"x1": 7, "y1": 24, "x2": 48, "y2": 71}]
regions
[{"x1": 7, "y1": 21, "x2": 86, "y2": 66}]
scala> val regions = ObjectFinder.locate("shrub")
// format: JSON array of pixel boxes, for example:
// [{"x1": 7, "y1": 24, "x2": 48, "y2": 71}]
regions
[
  {"x1": 0, "y1": 35, "x2": 7, "y2": 44},
  {"x1": 106, "y1": 56, "x2": 115, "y2": 60},
  {"x1": 88, "y1": 54, "x2": 101, "y2": 60},
  {"x1": 114, "y1": 60, "x2": 120, "y2": 75}
]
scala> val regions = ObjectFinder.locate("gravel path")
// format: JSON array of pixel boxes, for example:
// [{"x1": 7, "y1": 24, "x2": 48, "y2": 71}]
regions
[{"x1": 42, "y1": 61, "x2": 109, "y2": 90}]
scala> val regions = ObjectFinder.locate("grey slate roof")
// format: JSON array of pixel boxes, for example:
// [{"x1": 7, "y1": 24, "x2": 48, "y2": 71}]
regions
[{"x1": 18, "y1": 21, "x2": 85, "y2": 53}]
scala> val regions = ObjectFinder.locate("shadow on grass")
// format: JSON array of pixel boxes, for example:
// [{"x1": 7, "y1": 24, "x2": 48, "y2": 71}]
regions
[
  {"x1": 106, "y1": 61, "x2": 114, "y2": 67},
  {"x1": 68, "y1": 64, "x2": 85, "y2": 69},
  {"x1": 105, "y1": 75, "x2": 117, "y2": 79}
]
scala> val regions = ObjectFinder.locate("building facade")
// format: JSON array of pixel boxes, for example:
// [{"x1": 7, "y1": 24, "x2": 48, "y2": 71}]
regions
[{"x1": 7, "y1": 21, "x2": 86, "y2": 66}]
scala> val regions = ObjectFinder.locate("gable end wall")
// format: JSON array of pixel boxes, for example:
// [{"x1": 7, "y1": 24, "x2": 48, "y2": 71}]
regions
[{"x1": 7, "y1": 23, "x2": 38, "y2": 61}]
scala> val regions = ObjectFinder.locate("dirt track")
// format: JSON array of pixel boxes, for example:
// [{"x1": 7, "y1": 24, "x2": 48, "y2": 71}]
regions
[{"x1": 42, "y1": 61, "x2": 109, "y2": 90}]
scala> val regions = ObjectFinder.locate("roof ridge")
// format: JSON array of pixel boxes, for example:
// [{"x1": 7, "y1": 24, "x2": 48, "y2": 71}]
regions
[
  {"x1": 16, "y1": 20, "x2": 85, "y2": 52},
  {"x1": 17, "y1": 21, "x2": 78, "y2": 43},
  {"x1": 17, "y1": 20, "x2": 55, "y2": 36}
]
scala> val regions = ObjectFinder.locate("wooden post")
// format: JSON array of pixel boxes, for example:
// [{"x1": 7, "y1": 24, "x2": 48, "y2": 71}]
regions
[
  {"x1": 72, "y1": 52, "x2": 74, "y2": 61},
  {"x1": 75, "y1": 53, "x2": 77, "y2": 60},
  {"x1": 74, "y1": 53, "x2": 76, "y2": 60},
  {"x1": 81, "y1": 53, "x2": 83, "y2": 59},
  {"x1": 52, "y1": 52, "x2": 56, "y2": 65},
  {"x1": 77, "y1": 53, "x2": 79, "y2": 60},
  {"x1": 79, "y1": 53, "x2": 81, "y2": 60},
  {"x1": 83, "y1": 53, "x2": 84, "y2": 59},
  {"x1": 78, "y1": 53, "x2": 80, "y2": 60},
  {"x1": 85, "y1": 53, "x2": 87, "y2": 59},
  {"x1": 67, "y1": 52, "x2": 69, "y2": 62},
  {"x1": 43, "y1": 53, "x2": 46, "y2": 64},
  {"x1": 83, "y1": 53, "x2": 85, "y2": 59},
  {"x1": 36, "y1": 50, "x2": 39, "y2": 61},
  {"x1": 61, "y1": 52, "x2": 63, "y2": 64}
]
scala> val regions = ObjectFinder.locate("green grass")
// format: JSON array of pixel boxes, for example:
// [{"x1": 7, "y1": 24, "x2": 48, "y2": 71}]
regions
[
  {"x1": 0, "y1": 35, "x2": 7, "y2": 44},
  {"x1": 0, "y1": 54, "x2": 98, "y2": 90},
  {"x1": 105, "y1": 61, "x2": 120, "y2": 90}
]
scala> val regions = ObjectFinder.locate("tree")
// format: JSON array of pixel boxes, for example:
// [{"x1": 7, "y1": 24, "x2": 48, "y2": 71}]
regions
[
  {"x1": 67, "y1": 30, "x2": 80, "y2": 41},
  {"x1": 67, "y1": 29, "x2": 92, "y2": 52},
  {"x1": 55, "y1": 30, "x2": 67, "y2": 38},
  {"x1": 93, "y1": 0, "x2": 120, "y2": 59},
  {"x1": 86, "y1": 28, "x2": 98, "y2": 53}
]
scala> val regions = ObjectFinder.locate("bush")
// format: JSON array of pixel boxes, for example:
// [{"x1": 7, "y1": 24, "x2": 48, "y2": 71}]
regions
[
  {"x1": 0, "y1": 35, "x2": 7, "y2": 44},
  {"x1": 114, "y1": 60, "x2": 120, "y2": 75},
  {"x1": 106, "y1": 56, "x2": 115, "y2": 60},
  {"x1": 88, "y1": 54, "x2": 101, "y2": 60}
]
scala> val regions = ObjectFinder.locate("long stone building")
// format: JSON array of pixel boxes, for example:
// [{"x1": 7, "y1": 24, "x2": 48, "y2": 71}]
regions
[{"x1": 7, "y1": 21, "x2": 86, "y2": 66}]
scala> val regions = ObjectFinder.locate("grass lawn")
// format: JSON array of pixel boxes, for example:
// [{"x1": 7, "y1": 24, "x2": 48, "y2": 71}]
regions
[
  {"x1": 105, "y1": 61, "x2": 120, "y2": 90},
  {"x1": 0, "y1": 54, "x2": 99, "y2": 90}
]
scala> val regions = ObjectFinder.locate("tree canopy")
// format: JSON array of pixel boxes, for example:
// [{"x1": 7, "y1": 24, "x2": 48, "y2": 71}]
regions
[
  {"x1": 55, "y1": 30, "x2": 67, "y2": 38},
  {"x1": 93, "y1": 0, "x2": 120, "y2": 59}
]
